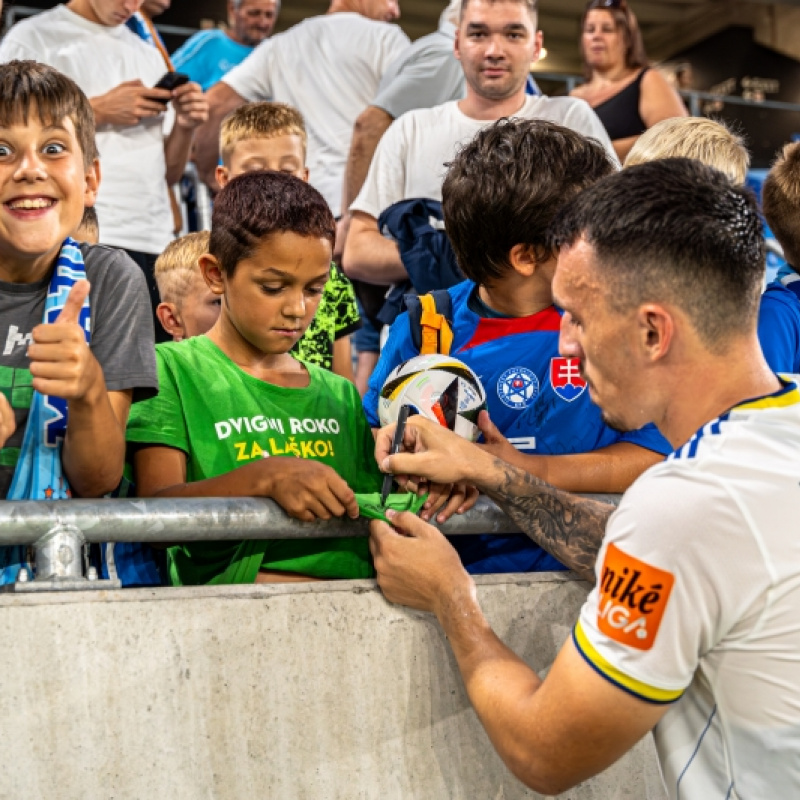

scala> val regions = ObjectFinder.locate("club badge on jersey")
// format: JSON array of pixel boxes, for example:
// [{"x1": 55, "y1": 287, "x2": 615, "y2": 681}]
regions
[
  {"x1": 550, "y1": 357, "x2": 587, "y2": 402},
  {"x1": 497, "y1": 366, "x2": 539, "y2": 410}
]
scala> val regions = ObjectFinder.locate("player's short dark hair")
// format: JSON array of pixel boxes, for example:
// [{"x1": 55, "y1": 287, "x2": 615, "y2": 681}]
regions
[
  {"x1": 550, "y1": 158, "x2": 765, "y2": 351},
  {"x1": 210, "y1": 171, "x2": 335, "y2": 276},
  {"x1": 442, "y1": 118, "x2": 616, "y2": 286},
  {"x1": 0, "y1": 60, "x2": 98, "y2": 165}
]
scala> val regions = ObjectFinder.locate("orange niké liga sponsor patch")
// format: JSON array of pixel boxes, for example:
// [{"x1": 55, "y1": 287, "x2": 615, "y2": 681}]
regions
[{"x1": 597, "y1": 543, "x2": 675, "y2": 651}]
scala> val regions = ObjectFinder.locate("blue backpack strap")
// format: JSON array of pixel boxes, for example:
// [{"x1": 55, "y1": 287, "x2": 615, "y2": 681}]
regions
[{"x1": 404, "y1": 289, "x2": 454, "y2": 354}]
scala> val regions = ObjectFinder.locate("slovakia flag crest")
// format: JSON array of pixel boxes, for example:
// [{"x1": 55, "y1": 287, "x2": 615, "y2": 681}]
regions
[{"x1": 550, "y1": 357, "x2": 587, "y2": 402}]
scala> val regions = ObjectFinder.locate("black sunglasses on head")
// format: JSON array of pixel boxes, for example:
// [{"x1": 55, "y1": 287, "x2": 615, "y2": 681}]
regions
[{"x1": 586, "y1": 0, "x2": 628, "y2": 9}]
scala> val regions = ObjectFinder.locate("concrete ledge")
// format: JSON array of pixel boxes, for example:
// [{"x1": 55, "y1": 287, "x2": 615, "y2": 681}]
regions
[{"x1": 0, "y1": 574, "x2": 666, "y2": 799}]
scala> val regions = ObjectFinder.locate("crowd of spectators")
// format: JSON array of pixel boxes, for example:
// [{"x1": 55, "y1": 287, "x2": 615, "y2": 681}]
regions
[{"x1": 0, "y1": 0, "x2": 798, "y2": 794}]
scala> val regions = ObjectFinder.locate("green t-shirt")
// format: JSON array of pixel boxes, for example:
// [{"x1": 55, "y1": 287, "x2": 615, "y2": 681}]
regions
[
  {"x1": 293, "y1": 262, "x2": 361, "y2": 371},
  {"x1": 126, "y1": 336, "x2": 381, "y2": 585}
]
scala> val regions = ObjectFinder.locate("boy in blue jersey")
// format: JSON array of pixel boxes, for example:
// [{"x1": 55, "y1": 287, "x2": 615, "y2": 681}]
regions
[
  {"x1": 364, "y1": 119, "x2": 671, "y2": 574},
  {"x1": 760, "y1": 142, "x2": 800, "y2": 373}
]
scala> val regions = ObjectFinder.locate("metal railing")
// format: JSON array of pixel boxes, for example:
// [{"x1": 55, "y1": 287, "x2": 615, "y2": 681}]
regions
[
  {"x1": 2, "y1": 494, "x2": 620, "y2": 592},
  {"x1": 531, "y1": 70, "x2": 800, "y2": 118}
]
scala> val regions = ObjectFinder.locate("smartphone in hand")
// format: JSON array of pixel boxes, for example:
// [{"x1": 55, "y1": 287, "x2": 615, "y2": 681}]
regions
[{"x1": 152, "y1": 72, "x2": 189, "y2": 103}]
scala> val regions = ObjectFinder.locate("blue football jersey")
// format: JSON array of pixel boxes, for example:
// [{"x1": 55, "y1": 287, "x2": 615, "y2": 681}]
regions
[
  {"x1": 758, "y1": 280, "x2": 800, "y2": 374},
  {"x1": 364, "y1": 281, "x2": 671, "y2": 574}
]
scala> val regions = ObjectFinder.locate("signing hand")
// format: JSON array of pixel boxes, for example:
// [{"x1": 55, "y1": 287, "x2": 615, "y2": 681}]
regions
[
  {"x1": 375, "y1": 415, "x2": 489, "y2": 489},
  {"x1": 91, "y1": 80, "x2": 171, "y2": 127},
  {"x1": 28, "y1": 280, "x2": 102, "y2": 403},
  {"x1": 172, "y1": 82, "x2": 209, "y2": 130},
  {"x1": 370, "y1": 510, "x2": 475, "y2": 614}
]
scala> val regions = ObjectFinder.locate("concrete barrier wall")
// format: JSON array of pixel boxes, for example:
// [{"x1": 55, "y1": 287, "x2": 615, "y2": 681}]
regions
[{"x1": 0, "y1": 574, "x2": 667, "y2": 800}]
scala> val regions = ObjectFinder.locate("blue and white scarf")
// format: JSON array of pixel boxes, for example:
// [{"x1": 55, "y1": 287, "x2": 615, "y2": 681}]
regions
[{"x1": 0, "y1": 238, "x2": 90, "y2": 583}]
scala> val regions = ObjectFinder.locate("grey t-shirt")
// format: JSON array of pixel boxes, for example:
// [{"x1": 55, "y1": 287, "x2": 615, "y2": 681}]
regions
[
  {"x1": 0, "y1": 243, "x2": 158, "y2": 497},
  {"x1": 371, "y1": 23, "x2": 465, "y2": 121}
]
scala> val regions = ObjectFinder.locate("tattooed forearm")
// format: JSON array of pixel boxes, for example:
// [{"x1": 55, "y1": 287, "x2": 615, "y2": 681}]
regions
[{"x1": 482, "y1": 459, "x2": 614, "y2": 583}]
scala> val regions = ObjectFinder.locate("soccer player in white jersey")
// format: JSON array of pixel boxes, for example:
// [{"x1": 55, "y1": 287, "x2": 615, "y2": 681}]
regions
[{"x1": 367, "y1": 158, "x2": 800, "y2": 798}]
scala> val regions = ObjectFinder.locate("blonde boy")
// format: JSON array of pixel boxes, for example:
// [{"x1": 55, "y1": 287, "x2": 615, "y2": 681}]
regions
[
  {"x1": 763, "y1": 142, "x2": 800, "y2": 270},
  {"x1": 154, "y1": 232, "x2": 220, "y2": 341},
  {"x1": 625, "y1": 116, "x2": 800, "y2": 373},
  {"x1": 625, "y1": 117, "x2": 750, "y2": 184},
  {"x1": 215, "y1": 102, "x2": 361, "y2": 381}
]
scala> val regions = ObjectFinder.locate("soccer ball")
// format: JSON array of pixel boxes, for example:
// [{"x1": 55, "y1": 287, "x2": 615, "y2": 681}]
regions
[{"x1": 378, "y1": 354, "x2": 487, "y2": 442}]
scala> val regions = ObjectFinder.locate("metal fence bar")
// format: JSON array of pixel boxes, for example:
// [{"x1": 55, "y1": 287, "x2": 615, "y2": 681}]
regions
[
  {"x1": 0, "y1": 494, "x2": 620, "y2": 546},
  {"x1": 531, "y1": 70, "x2": 800, "y2": 115}
]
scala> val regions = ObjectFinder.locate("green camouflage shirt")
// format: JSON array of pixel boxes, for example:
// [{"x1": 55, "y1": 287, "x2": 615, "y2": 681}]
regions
[{"x1": 294, "y1": 262, "x2": 361, "y2": 371}]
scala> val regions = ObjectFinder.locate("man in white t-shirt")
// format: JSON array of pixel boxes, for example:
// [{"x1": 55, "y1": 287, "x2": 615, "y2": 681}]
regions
[
  {"x1": 342, "y1": 0, "x2": 615, "y2": 286},
  {"x1": 0, "y1": 0, "x2": 208, "y2": 330},
  {"x1": 193, "y1": 0, "x2": 409, "y2": 217},
  {"x1": 368, "y1": 158, "x2": 800, "y2": 798},
  {"x1": 340, "y1": 0, "x2": 465, "y2": 232}
]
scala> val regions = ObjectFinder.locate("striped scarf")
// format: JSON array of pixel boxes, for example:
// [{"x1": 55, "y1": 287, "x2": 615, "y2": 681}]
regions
[{"x1": 0, "y1": 238, "x2": 91, "y2": 583}]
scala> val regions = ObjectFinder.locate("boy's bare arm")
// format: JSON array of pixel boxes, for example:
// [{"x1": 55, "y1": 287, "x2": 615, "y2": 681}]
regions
[
  {"x1": 0, "y1": 393, "x2": 15, "y2": 450},
  {"x1": 331, "y1": 336, "x2": 355, "y2": 383},
  {"x1": 476, "y1": 414, "x2": 663, "y2": 493},
  {"x1": 134, "y1": 446, "x2": 360, "y2": 521},
  {"x1": 164, "y1": 81, "x2": 209, "y2": 185},
  {"x1": 26, "y1": 281, "x2": 129, "y2": 498},
  {"x1": 376, "y1": 417, "x2": 614, "y2": 582},
  {"x1": 63, "y1": 389, "x2": 131, "y2": 497},
  {"x1": 341, "y1": 212, "x2": 408, "y2": 284}
]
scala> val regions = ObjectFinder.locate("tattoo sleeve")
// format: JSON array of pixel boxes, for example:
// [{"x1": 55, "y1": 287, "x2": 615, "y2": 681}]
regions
[{"x1": 482, "y1": 459, "x2": 615, "y2": 584}]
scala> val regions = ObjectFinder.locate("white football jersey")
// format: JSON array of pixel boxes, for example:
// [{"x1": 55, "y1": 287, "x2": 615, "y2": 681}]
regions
[{"x1": 575, "y1": 379, "x2": 800, "y2": 799}]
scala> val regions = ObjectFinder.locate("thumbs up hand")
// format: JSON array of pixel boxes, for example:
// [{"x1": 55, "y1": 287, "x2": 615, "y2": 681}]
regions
[{"x1": 28, "y1": 280, "x2": 101, "y2": 402}]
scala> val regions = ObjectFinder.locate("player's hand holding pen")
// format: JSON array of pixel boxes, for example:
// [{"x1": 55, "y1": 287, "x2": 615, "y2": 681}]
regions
[{"x1": 376, "y1": 410, "x2": 483, "y2": 523}]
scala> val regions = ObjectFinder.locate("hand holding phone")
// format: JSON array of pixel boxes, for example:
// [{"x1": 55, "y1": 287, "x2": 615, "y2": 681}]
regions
[{"x1": 152, "y1": 72, "x2": 190, "y2": 104}]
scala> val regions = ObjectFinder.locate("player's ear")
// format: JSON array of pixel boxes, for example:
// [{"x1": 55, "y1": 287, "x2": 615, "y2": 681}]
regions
[
  {"x1": 199, "y1": 253, "x2": 225, "y2": 295},
  {"x1": 638, "y1": 303, "x2": 673, "y2": 363},
  {"x1": 156, "y1": 302, "x2": 186, "y2": 342}
]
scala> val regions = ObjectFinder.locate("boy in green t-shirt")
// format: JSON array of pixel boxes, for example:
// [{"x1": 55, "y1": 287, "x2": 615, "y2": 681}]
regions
[
  {"x1": 127, "y1": 171, "x2": 382, "y2": 586},
  {"x1": 215, "y1": 101, "x2": 361, "y2": 381}
]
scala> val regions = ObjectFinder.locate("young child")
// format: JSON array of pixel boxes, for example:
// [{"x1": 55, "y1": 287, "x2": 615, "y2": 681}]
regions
[
  {"x1": 154, "y1": 232, "x2": 221, "y2": 341},
  {"x1": 365, "y1": 119, "x2": 672, "y2": 574},
  {"x1": 216, "y1": 102, "x2": 361, "y2": 382},
  {"x1": 625, "y1": 116, "x2": 750, "y2": 183},
  {"x1": 625, "y1": 117, "x2": 800, "y2": 374},
  {"x1": 126, "y1": 171, "x2": 382, "y2": 586},
  {"x1": 0, "y1": 61, "x2": 157, "y2": 581},
  {"x1": 761, "y1": 142, "x2": 800, "y2": 373}
]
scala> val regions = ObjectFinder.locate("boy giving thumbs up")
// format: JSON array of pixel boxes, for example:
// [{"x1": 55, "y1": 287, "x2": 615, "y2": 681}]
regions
[{"x1": 0, "y1": 61, "x2": 157, "y2": 582}]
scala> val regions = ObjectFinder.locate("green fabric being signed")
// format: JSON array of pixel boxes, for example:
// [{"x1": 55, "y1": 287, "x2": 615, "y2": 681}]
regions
[{"x1": 356, "y1": 492, "x2": 429, "y2": 523}]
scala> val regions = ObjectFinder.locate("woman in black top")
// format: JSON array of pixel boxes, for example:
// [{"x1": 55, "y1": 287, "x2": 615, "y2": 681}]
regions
[{"x1": 570, "y1": 0, "x2": 686, "y2": 162}]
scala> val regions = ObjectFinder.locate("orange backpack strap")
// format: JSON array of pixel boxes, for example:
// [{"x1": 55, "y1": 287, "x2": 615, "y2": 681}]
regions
[{"x1": 415, "y1": 292, "x2": 454, "y2": 355}]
